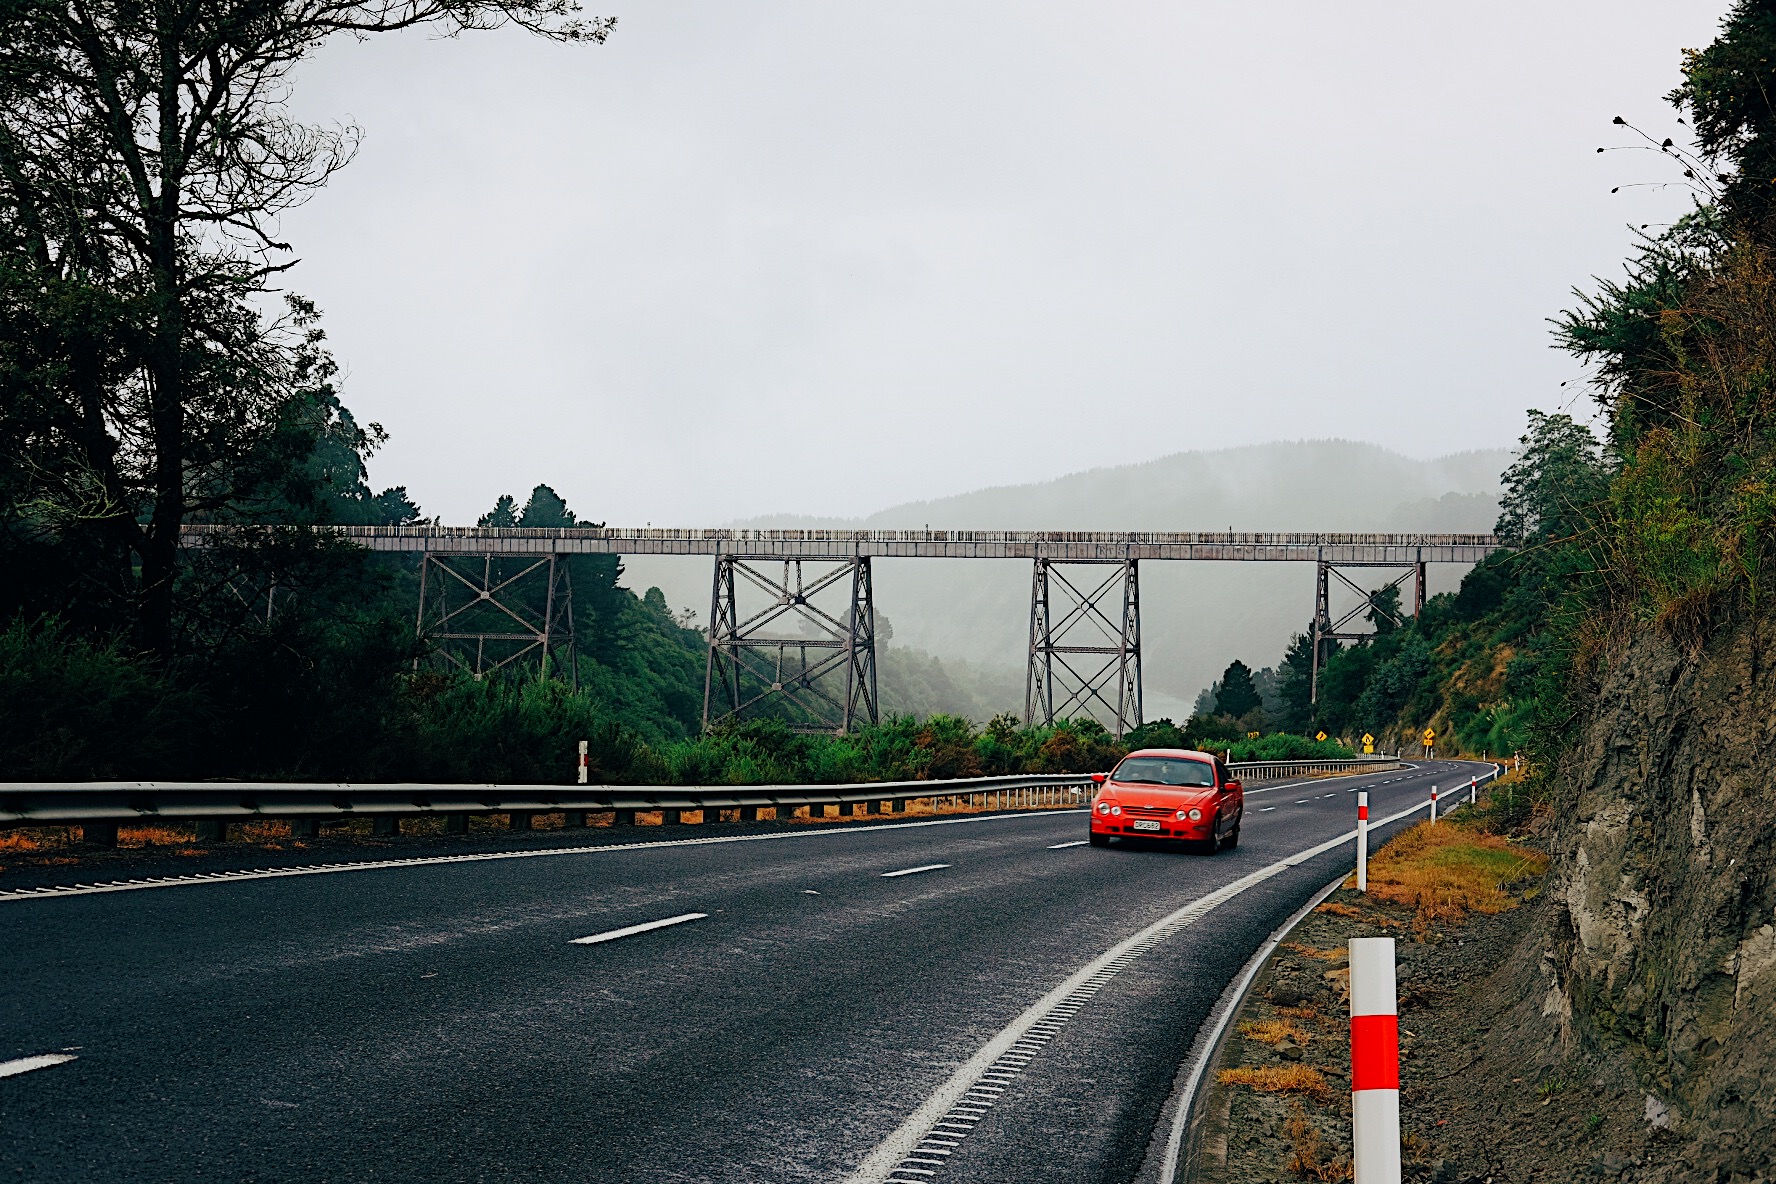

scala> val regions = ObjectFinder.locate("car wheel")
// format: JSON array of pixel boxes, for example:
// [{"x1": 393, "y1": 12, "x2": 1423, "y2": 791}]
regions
[
  {"x1": 1089, "y1": 832, "x2": 1110, "y2": 847},
  {"x1": 1220, "y1": 823, "x2": 1240, "y2": 850}
]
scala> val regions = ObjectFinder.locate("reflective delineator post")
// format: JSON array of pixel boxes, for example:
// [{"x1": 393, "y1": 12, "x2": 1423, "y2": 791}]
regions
[
  {"x1": 1350, "y1": 936, "x2": 1401, "y2": 1184},
  {"x1": 578, "y1": 740, "x2": 589, "y2": 785},
  {"x1": 1468, "y1": 776, "x2": 1477, "y2": 805},
  {"x1": 1429, "y1": 784, "x2": 1438, "y2": 823},
  {"x1": 1356, "y1": 790, "x2": 1370, "y2": 893}
]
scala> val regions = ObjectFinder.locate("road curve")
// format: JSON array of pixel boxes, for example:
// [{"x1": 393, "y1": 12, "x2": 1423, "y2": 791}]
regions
[{"x1": 0, "y1": 760, "x2": 1491, "y2": 1183}]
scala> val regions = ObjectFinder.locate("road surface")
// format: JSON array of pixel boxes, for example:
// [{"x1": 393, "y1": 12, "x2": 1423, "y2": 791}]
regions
[{"x1": 0, "y1": 760, "x2": 1490, "y2": 1183}]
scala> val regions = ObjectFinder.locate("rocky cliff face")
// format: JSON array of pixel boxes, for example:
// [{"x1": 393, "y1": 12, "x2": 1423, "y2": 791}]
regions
[{"x1": 1548, "y1": 615, "x2": 1776, "y2": 1177}]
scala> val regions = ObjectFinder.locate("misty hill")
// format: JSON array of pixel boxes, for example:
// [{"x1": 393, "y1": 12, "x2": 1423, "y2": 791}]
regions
[{"x1": 625, "y1": 440, "x2": 1510, "y2": 720}]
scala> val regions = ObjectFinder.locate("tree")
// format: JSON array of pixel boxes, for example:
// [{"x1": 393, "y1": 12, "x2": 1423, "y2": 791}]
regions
[
  {"x1": 1669, "y1": 1, "x2": 1776, "y2": 237},
  {"x1": 0, "y1": 0, "x2": 613, "y2": 656},
  {"x1": 1494, "y1": 411, "x2": 1609, "y2": 549},
  {"x1": 1215, "y1": 659, "x2": 1261, "y2": 719}
]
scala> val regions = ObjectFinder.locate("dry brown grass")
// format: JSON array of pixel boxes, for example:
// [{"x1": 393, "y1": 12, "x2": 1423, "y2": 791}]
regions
[
  {"x1": 1314, "y1": 901, "x2": 1365, "y2": 919},
  {"x1": 1215, "y1": 1065, "x2": 1335, "y2": 1104},
  {"x1": 1239, "y1": 1018, "x2": 1313, "y2": 1046},
  {"x1": 1284, "y1": 1106, "x2": 1352, "y2": 1180},
  {"x1": 1280, "y1": 942, "x2": 1348, "y2": 962},
  {"x1": 1275, "y1": 1003, "x2": 1321, "y2": 1021},
  {"x1": 1363, "y1": 820, "x2": 1549, "y2": 932}
]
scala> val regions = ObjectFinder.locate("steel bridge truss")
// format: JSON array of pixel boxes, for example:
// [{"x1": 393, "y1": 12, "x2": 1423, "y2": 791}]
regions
[
  {"x1": 1025, "y1": 558, "x2": 1142, "y2": 739},
  {"x1": 703, "y1": 556, "x2": 878, "y2": 735},
  {"x1": 1309, "y1": 559, "x2": 1426, "y2": 704},
  {"x1": 415, "y1": 551, "x2": 576, "y2": 685}
]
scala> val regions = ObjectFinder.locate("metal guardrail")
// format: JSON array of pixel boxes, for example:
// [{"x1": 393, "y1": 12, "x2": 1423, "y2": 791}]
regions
[
  {"x1": 1230, "y1": 756, "x2": 1402, "y2": 782},
  {"x1": 0, "y1": 759, "x2": 1400, "y2": 845}
]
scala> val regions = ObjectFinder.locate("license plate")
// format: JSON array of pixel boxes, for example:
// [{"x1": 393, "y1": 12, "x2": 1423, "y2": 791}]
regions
[{"x1": 1131, "y1": 819, "x2": 1162, "y2": 832}]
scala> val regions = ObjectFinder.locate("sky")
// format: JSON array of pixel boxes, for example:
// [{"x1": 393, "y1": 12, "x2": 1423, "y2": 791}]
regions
[{"x1": 279, "y1": 1, "x2": 1728, "y2": 528}]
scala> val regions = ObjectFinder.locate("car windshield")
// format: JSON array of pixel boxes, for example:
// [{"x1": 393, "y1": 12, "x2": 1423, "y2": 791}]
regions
[{"x1": 1110, "y1": 757, "x2": 1215, "y2": 787}]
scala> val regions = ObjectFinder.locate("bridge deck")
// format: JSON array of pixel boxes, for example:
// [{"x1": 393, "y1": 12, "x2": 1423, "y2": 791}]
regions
[{"x1": 183, "y1": 525, "x2": 1501, "y2": 563}]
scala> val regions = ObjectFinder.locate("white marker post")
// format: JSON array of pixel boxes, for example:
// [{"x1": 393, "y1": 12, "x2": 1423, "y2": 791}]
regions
[
  {"x1": 1429, "y1": 785, "x2": 1438, "y2": 823},
  {"x1": 1350, "y1": 937, "x2": 1401, "y2": 1184},
  {"x1": 1469, "y1": 776, "x2": 1477, "y2": 806},
  {"x1": 578, "y1": 740, "x2": 589, "y2": 785},
  {"x1": 1356, "y1": 791, "x2": 1370, "y2": 892}
]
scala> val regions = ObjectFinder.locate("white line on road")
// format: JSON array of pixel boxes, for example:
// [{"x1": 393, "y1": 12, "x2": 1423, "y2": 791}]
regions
[
  {"x1": 0, "y1": 809, "x2": 1088, "y2": 905},
  {"x1": 0, "y1": 1053, "x2": 76, "y2": 1079},
  {"x1": 881, "y1": 864, "x2": 951, "y2": 878},
  {"x1": 1046, "y1": 841, "x2": 1088, "y2": 849},
  {"x1": 569, "y1": 912, "x2": 707, "y2": 945},
  {"x1": 1259, "y1": 807, "x2": 1278, "y2": 812}
]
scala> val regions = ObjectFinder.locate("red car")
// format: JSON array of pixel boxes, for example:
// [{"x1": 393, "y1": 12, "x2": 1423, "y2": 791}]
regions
[{"x1": 1088, "y1": 748, "x2": 1243, "y2": 851}]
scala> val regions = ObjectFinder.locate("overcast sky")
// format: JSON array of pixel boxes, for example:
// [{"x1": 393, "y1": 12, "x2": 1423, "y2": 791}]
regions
[{"x1": 281, "y1": 1, "x2": 1725, "y2": 527}]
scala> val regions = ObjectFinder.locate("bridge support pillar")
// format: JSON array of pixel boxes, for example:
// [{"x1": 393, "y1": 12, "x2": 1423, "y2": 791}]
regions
[
  {"x1": 415, "y1": 549, "x2": 576, "y2": 686},
  {"x1": 702, "y1": 555, "x2": 878, "y2": 734},
  {"x1": 1025, "y1": 556, "x2": 1142, "y2": 739},
  {"x1": 1309, "y1": 552, "x2": 1428, "y2": 706}
]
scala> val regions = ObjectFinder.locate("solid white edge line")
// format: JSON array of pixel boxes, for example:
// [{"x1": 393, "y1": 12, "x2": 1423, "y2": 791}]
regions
[
  {"x1": 842, "y1": 765, "x2": 1498, "y2": 1184},
  {"x1": 569, "y1": 911, "x2": 708, "y2": 945},
  {"x1": 0, "y1": 808, "x2": 1088, "y2": 905},
  {"x1": 881, "y1": 864, "x2": 951, "y2": 878},
  {"x1": 0, "y1": 1053, "x2": 77, "y2": 1079}
]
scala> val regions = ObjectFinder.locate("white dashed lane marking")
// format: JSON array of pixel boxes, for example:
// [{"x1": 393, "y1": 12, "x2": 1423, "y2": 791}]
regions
[
  {"x1": 0, "y1": 1053, "x2": 77, "y2": 1079},
  {"x1": 1258, "y1": 807, "x2": 1278, "y2": 812},
  {"x1": 1046, "y1": 841, "x2": 1088, "y2": 850},
  {"x1": 569, "y1": 912, "x2": 707, "y2": 945},
  {"x1": 881, "y1": 864, "x2": 951, "y2": 878}
]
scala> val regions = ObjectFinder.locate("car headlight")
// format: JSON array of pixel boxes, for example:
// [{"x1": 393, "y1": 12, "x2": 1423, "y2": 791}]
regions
[
  {"x1": 1097, "y1": 802, "x2": 1110, "y2": 814},
  {"x1": 1175, "y1": 810, "x2": 1188, "y2": 820},
  {"x1": 1187, "y1": 808, "x2": 1202, "y2": 821},
  {"x1": 1110, "y1": 806, "x2": 1122, "y2": 816}
]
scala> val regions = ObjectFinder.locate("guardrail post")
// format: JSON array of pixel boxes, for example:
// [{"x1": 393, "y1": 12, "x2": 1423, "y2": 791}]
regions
[
  {"x1": 374, "y1": 816, "x2": 400, "y2": 837},
  {"x1": 1356, "y1": 791, "x2": 1369, "y2": 893},
  {"x1": 445, "y1": 813, "x2": 469, "y2": 834},
  {"x1": 1350, "y1": 937, "x2": 1401, "y2": 1184},
  {"x1": 663, "y1": 808, "x2": 684, "y2": 825},
  {"x1": 702, "y1": 807, "x2": 723, "y2": 824},
  {"x1": 838, "y1": 801, "x2": 856, "y2": 817},
  {"x1": 80, "y1": 822, "x2": 119, "y2": 848},
  {"x1": 564, "y1": 811, "x2": 588, "y2": 828},
  {"x1": 291, "y1": 818, "x2": 320, "y2": 839},
  {"x1": 809, "y1": 804, "x2": 829, "y2": 820},
  {"x1": 739, "y1": 806, "x2": 761, "y2": 822},
  {"x1": 613, "y1": 809, "x2": 635, "y2": 826},
  {"x1": 509, "y1": 812, "x2": 533, "y2": 831},
  {"x1": 893, "y1": 798, "x2": 908, "y2": 813},
  {"x1": 195, "y1": 820, "x2": 226, "y2": 842}
]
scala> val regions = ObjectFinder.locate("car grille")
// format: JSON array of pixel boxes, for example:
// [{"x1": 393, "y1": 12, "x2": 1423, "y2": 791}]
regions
[{"x1": 1122, "y1": 805, "x2": 1178, "y2": 819}]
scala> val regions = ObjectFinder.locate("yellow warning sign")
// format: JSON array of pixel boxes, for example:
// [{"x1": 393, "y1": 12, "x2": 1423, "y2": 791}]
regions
[
  {"x1": 1361, "y1": 733, "x2": 1374, "y2": 745},
  {"x1": 1246, "y1": 731, "x2": 1261, "y2": 739},
  {"x1": 1315, "y1": 730, "x2": 1327, "y2": 742},
  {"x1": 1422, "y1": 727, "x2": 1436, "y2": 743}
]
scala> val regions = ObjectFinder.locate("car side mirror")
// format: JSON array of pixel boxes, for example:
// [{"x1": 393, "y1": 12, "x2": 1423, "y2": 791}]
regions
[
  {"x1": 1091, "y1": 772, "x2": 1107, "y2": 784},
  {"x1": 1223, "y1": 779, "x2": 1241, "y2": 792}
]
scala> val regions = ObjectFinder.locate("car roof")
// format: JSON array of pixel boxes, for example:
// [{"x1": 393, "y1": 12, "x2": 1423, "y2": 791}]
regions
[{"x1": 1121, "y1": 748, "x2": 1218, "y2": 762}]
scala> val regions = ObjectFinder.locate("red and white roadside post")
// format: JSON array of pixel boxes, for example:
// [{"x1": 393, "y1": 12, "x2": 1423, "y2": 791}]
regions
[
  {"x1": 1468, "y1": 776, "x2": 1477, "y2": 806},
  {"x1": 578, "y1": 740, "x2": 589, "y2": 785},
  {"x1": 1428, "y1": 784, "x2": 1439, "y2": 823},
  {"x1": 1356, "y1": 791, "x2": 1370, "y2": 892},
  {"x1": 1350, "y1": 936, "x2": 1401, "y2": 1184}
]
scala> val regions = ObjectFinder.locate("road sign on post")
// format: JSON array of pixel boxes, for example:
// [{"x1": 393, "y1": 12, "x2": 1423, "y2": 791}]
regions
[
  {"x1": 1316, "y1": 730, "x2": 1328, "y2": 742},
  {"x1": 1362, "y1": 732, "x2": 1374, "y2": 755},
  {"x1": 1421, "y1": 727, "x2": 1435, "y2": 758}
]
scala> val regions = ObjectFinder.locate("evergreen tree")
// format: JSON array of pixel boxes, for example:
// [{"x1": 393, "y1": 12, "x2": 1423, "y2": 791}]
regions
[{"x1": 1216, "y1": 659, "x2": 1261, "y2": 719}]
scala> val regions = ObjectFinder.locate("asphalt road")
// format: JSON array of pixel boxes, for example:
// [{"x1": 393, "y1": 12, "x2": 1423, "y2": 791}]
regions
[{"x1": 0, "y1": 760, "x2": 1492, "y2": 1183}]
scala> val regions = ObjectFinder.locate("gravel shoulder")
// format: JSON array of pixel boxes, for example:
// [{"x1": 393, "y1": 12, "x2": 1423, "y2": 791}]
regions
[{"x1": 1188, "y1": 843, "x2": 1701, "y2": 1183}]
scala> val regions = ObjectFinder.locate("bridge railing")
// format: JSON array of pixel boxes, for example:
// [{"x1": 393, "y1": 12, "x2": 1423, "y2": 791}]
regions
[{"x1": 2, "y1": 759, "x2": 1401, "y2": 845}]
